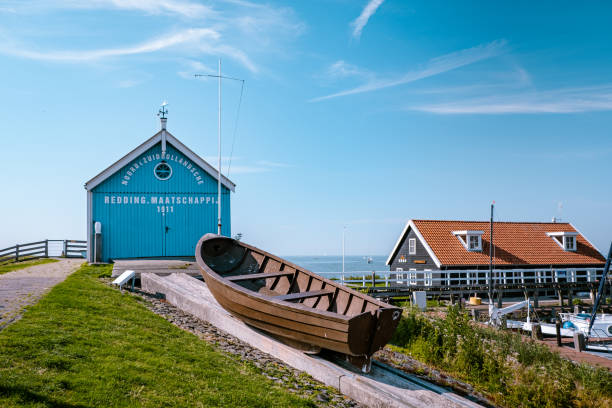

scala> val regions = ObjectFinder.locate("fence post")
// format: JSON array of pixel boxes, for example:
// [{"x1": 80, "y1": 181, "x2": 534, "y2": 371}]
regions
[
  {"x1": 362, "y1": 275, "x2": 365, "y2": 288},
  {"x1": 63, "y1": 240, "x2": 67, "y2": 258},
  {"x1": 15, "y1": 244, "x2": 19, "y2": 262},
  {"x1": 44, "y1": 240, "x2": 48, "y2": 258}
]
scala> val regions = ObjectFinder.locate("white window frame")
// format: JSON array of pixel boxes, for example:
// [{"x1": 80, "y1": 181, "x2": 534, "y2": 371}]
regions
[
  {"x1": 468, "y1": 235, "x2": 481, "y2": 251},
  {"x1": 424, "y1": 269, "x2": 432, "y2": 286},
  {"x1": 396, "y1": 268, "x2": 404, "y2": 284},
  {"x1": 409, "y1": 268, "x2": 417, "y2": 285},
  {"x1": 563, "y1": 235, "x2": 576, "y2": 251},
  {"x1": 408, "y1": 238, "x2": 416, "y2": 255}
]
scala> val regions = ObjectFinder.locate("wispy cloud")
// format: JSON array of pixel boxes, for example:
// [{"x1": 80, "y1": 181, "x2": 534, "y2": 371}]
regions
[
  {"x1": 0, "y1": 28, "x2": 218, "y2": 62},
  {"x1": 0, "y1": 0, "x2": 302, "y2": 73},
  {"x1": 351, "y1": 0, "x2": 385, "y2": 39},
  {"x1": 411, "y1": 84, "x2": 612, "y2": 114},
  {"x1": 203, "y1": 156, "x2": 292, "y2": 175},
  {"x1": 0, "y1": 0, "x2": 212, "y2": 18},
  {"x1": 178, "y1": 60, "x2": 215, "y2": 79},
  {"x1": 311, "y1": 39, "x2": 508, "y2": 102},
  {"x1": 326, "y1": 60, "x2": 372, "y2": 79}
]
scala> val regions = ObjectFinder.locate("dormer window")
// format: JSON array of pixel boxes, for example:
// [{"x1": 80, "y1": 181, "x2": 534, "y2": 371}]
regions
[
  {"x1": 546, "y1": 231, "x2": 577, "y2": 252},
  {"x1": 452, "y1": 230, "x2": 483, "y2": 251}
]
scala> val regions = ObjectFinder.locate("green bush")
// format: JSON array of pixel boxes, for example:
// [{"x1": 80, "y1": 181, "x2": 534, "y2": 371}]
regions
[
  {"x1": 572, "y1": 298, "x2": 584, "y2": 306},
  {"x1": 390, "y1": 306, "x2": 612, "y2": 408}
]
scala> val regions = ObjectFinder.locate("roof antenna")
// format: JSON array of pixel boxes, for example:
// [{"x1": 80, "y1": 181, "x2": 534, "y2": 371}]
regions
[
  {"x1": 157, "y1": 101, "x2": 168, "y2": 159},
  {"x1": 552, "y1": 201, "x2": 563, "y2": 223}
]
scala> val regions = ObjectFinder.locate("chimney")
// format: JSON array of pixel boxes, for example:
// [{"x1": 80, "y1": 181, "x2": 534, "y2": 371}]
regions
[{"x1": 160, "y1": 117, "x2": 167, "y2": 130}]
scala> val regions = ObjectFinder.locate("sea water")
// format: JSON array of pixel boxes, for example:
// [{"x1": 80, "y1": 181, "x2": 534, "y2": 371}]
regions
[{"x1": 283, "y1": 255, "x2": 388, "y2": 279}]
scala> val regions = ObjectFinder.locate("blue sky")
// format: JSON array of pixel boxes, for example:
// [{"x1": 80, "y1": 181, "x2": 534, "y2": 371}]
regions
[{"x1": 1, "y1": 0, "x2": 611, "y2": 256}]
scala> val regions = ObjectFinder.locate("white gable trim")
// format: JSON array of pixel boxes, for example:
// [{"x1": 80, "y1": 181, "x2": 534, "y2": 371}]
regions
[
  {"x1": 386, "y1": 219, "x2": 442, "y2": 268},
  {"x1": 570, "y1": 223, "x2": 601, "y2": 254},
  {"x1": 84, "y1": 130, "x2": 236, "y2": 192}
]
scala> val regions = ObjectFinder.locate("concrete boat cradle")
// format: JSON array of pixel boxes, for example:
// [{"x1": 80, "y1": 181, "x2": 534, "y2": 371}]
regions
[
  {"x1": 141, "y1": 272, "x2": 481, "y2": 408},
  {"x1": 195, "y1": 234, "x2": 403, "y2": 373}
]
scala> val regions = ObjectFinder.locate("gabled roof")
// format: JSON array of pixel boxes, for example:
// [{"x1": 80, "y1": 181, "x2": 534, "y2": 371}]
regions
[
  {"x1": 387, "y1": 219, "x2": 605, "y2": 267},
  {"x1": 84, "y1": 130, "x2": 236, "y2": 192}
]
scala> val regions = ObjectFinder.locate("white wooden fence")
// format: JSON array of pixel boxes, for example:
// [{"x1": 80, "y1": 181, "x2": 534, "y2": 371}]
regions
[{"x1": 325, "y1": 268, "x2": 605, "y2": 288}]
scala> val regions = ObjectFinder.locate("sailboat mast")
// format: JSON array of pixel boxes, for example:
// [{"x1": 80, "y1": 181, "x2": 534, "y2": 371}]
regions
[{"x1": 489, "y1": 203, "x2": 494, "y2": 304}]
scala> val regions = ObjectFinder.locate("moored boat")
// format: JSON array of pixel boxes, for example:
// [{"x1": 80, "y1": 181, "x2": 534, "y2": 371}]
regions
[{"x1": 195, "y1": 233, "x2": 402, "y2": 372}]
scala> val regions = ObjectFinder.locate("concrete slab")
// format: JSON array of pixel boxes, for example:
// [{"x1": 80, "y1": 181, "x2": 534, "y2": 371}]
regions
[
  {"x1": 112, "y1": 259, "x2": 199, "y2": 278},
  {"x1": 141, "y1": 273, "x2": 482, "y2": 408}
]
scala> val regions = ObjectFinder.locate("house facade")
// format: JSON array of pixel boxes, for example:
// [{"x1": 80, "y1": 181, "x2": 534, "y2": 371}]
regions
[
  {"x1": 386, "y1": 220, "x2": 606, "y2": 288},
  {"x1": 84, "y1": 115, "x2": 235, "y2": 263}
]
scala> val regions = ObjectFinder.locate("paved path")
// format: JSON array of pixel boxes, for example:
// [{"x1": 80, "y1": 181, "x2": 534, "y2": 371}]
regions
[{"x1": 0, "y1": 259, "x2": 84, "y2": 329}]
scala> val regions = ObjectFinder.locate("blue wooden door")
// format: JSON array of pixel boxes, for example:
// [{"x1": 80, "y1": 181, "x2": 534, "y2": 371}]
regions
[{"x1": 162, "y1": 193, "x2": 217, "y2": 257}]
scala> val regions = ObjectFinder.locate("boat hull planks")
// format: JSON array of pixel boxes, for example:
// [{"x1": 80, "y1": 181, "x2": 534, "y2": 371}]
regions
[{"x1": 195, "y1": 234, "x2": 401, "y2": 371}]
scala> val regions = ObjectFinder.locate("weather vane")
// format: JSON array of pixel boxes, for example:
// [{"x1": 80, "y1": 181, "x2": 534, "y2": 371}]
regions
[{"x1": 157, "y1": 101, "x2": 168, "y2": 119}]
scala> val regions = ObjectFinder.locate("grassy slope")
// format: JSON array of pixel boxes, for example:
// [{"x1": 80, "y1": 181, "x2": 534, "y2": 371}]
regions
[
  {"x1": 0, "y1": 264, "x2": 314, "y2": 407},
  {"x1": 0, "y1": 258, "x2": 58, "y2": 275},
  {"x1": 390, "y1": 307, "x2": 612, "y2": 408}
]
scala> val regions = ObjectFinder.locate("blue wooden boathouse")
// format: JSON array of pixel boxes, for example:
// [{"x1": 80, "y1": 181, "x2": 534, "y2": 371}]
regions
[{"x1": 84, "y1": 115, "x2": 235, "y2": 263}]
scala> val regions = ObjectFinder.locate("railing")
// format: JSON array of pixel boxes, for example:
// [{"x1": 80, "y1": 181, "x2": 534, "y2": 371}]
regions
[
  {"x1": 0, "y1": 240, "x2": 87, "y2": 264},
  {"x1": 324, "y1": 268, "x2": 605, "y2": 289}
]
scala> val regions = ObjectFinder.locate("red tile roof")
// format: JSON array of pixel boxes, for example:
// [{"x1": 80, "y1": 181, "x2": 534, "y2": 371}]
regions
[{"x1": 411, "y1": 220, "x2": 605, "y2": 266}]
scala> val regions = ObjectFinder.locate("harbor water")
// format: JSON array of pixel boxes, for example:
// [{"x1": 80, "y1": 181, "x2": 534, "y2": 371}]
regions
[{"x1": 284, "y1": 255, "x2": 387, "y2": 278}]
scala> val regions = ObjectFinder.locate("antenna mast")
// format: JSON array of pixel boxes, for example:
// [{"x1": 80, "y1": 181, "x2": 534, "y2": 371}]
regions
[
  {"x1": 194, "y1": 61, "x2": 245, "y2": 237},
  {"x1": 217, "y1": 59, "x2": 222, "y2": 235}
]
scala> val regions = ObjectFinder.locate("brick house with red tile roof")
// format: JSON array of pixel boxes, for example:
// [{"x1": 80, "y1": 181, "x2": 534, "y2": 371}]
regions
[{"x1": 386, "y1": 220, "x2": 605, "y2": 288}]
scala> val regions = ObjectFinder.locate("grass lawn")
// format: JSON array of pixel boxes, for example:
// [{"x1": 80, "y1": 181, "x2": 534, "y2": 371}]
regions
[
  {"x1": 0, "y1": 264, "x2": 315, "y2": 407},
  {"x1": 0, "y1": 258, "x2": 58, "y2": 275}
]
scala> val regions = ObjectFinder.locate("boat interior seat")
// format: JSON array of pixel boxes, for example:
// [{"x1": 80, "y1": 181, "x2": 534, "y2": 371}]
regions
[
  {"x1": 274, "y1": 289, "x2": 334, "y2": 302},
  {"x1": 227, "y1": 271, "x2": 294, "y2": 282}
]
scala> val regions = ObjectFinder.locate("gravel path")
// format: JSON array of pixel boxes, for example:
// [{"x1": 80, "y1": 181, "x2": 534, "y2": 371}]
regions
[{"x1": 0, "y1": 258, "x2": 84, "y2": 329}]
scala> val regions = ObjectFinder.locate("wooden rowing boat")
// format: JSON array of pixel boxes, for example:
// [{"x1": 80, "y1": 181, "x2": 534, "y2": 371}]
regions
[{"x1": 195, "y1": 233, "x2": 402, "y2": 372}]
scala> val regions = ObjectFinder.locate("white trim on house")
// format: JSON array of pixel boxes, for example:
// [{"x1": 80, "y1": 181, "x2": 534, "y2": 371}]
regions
[
  {"x1": 386, "y1": 219, "x2": 442, "y2": 268},
  {"x1": 83, "y1": 130, "x2": 236, "y2": 192},
  {"x1": 570, "y1": 223, "x2": 601, "y2": 254},
  {"x1": 546, "y1": 231, "x2": 578, "y2": 251},
  {"x1": 453, "y1": 230, "x2": 483, "y2": 251},
  {"x1": 86, "y1": 190, "x2": 92, "y2": 263}
]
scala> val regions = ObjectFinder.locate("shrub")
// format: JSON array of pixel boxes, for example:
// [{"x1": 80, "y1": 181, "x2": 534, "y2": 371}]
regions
[{"x1": 389, "y1": 306, "x2": 611, "y2": 408}]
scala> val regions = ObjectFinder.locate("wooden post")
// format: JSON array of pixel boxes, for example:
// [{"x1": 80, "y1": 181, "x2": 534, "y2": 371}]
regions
[
  {"x1": 573, "y1": 332, "x2": 585, "y2": 352},
  {"x1": 62, "y1": 240, "x2": 67, "y2": 257},
  {"x1": 557, "y1": 289, "x2": 564, "y2": 308},
  {"x1": 15, "y1": 244, "x2": 19, "y2": 262},
  {"x1": 450, "y1": 293, "x2": 455, "y2": 305},
  {"x1": 497, "y1": 290, "x2": 503, "y2": 308},
  {"x1": 44, "y1": 240, "x2": 48, "y2": 258},
  {"x1": 567, "y1": 289, "x2": 573, "y2": 308},
  {"x1": 555, "y1": 319, "x2": 562, "y2": 347},
  {"x1": 532, "y1": 323, "x2": 543, "y2": 340},
  {"x1": 533, "y1": 289, "x2": 539, "y2": 309},
  {"x1": 372, "y1": 271, "x2": 376, "y2": 288}
]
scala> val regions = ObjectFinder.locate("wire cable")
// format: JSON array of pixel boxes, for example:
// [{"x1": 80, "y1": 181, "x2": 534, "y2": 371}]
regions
[{"x1": 227, "y1": 80, "x2": 245, "y2": 177}]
